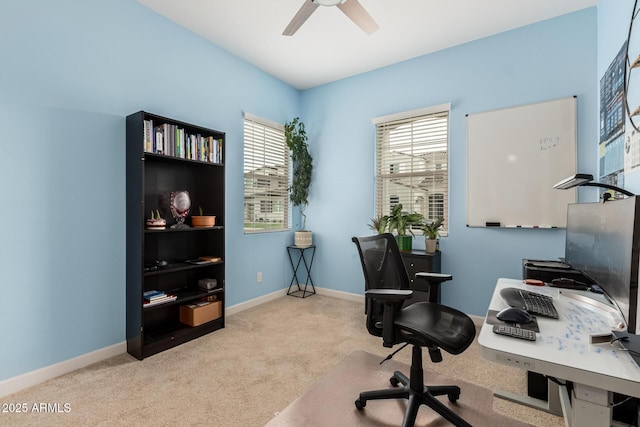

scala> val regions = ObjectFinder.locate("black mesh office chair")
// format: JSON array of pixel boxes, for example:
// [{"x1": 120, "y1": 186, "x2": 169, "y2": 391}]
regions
[{"x1": 352, "y1": 233, "x2": 476, "y2": 427}]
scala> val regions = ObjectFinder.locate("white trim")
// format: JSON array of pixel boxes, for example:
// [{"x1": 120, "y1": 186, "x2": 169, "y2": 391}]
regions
[
  {"x1": 242, "y1": 111, "x2": 284, "y2": 131},
  {"x1": 225, "y1": 287, "x2": 364, "y2": 317},
  {"x1": 372, "y1": 103, "x2": 451, "y2": 124},
  {"x1": 226, "y1": 288, "x2": 288, "y2": 316},
  {"x1": 315, "y1": 287, "x2": 365, "y2": 303},
  {"x1": 0, "y1": 342, "x2": 126, "y2": 398}
]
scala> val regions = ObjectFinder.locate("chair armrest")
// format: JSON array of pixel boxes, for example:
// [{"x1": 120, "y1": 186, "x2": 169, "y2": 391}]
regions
[
  {"x1": 365, "y1": 289, "x2": 413, "y2": 302},
  {"x1": 366, "y1": 289, "x2": 412, "y2": 348},
  {"x1": 412, "y1": 273, "x2": 452, "y2": 302}
]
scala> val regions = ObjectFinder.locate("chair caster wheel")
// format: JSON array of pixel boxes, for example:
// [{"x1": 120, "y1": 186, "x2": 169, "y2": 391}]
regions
[
  {"x1": 390, "y1": 377, "x2": 400, "y2": 387},
  {"x1": 448, "y1": 392, "x2": 460, "y2": 403},
  {"x1": 355, "y1": 399, "x2": 366, "y2": 410}
]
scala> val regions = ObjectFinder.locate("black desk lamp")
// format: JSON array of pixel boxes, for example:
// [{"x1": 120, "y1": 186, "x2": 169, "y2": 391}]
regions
[{"x1": 553, "y1": 173, "x2": 635, "y2": 201}]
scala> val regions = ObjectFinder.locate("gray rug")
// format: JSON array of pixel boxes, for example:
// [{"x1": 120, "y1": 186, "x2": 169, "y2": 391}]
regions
[{"x1": 266, "y1": 350, "x2": 533, "y2": 426}]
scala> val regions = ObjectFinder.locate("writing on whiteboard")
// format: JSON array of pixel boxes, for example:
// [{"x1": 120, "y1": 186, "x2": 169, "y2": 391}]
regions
[{"x1": 539, "y1": 136, "x2": 560, "y2": 151}]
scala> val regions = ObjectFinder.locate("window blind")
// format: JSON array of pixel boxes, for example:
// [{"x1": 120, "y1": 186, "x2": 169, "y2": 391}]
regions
[
  {"x1": 375, "y1": 106, "x2": 450, "y2": 235},
  {"x1": 243, "y1": 114, "x2": 289, "y2": 233}
]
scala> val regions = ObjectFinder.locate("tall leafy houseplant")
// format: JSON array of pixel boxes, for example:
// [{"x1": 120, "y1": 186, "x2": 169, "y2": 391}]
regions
[{"x1": 285, "y1": 117, "x2": 313, "y2": 247}]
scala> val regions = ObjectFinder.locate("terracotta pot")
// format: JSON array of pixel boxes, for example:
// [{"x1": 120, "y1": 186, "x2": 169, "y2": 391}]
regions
[{"x1": 192, "y1": 216, "x2": 216, "y2": 227}]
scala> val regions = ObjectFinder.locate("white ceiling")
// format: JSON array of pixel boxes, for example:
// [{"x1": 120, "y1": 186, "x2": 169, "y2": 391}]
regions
[{"x1": 137, "y1": 0, "x2": 597, "y2": 90}]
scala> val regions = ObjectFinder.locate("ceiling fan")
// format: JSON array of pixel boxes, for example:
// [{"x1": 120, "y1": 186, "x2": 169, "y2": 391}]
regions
[{"x1": 283, "y1": 0, "x2": 379, "y2": 36}]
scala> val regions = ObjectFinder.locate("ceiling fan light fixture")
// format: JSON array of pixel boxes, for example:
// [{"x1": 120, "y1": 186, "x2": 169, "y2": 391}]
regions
[
  {"x1": 283, "y1": 0, "x2": 377, "y2": 36},
  {"x1": 315, "y1": 0, "x2": 345, "y2": 6}
]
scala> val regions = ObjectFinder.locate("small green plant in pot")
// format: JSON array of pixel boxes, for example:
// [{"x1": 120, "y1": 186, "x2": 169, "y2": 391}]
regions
[
  {"x1": 419, "y1": 217, "x2": 444, "y2": 253},
  {"x1": 285, "y1": 117, "x2": 313, "y2": 247},
  {"x1": 192, "y1": 206, "x2": 216, "y2": 228},
  {"x1": 368, "y1": 214, "x2": 389, "y2": 235},
  {"x1": 387, "y1": 204, "x2": 423, "y2": 251}
]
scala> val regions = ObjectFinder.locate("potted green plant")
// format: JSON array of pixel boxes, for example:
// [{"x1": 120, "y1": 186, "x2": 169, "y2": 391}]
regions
[
  {"x1": 419, "y1": 217, "x2": 444, "y2": 254},
  {"x1": 192, "y1": 206, "x2": 216, "y2": 228},
  {"x1": 285, "y1": 117, "x2": 313, "y2": 247},
  {"x1": 368, "y1": 214, "x2": 389, "y2": 235},
  {"x1": 387, "y1": 204, "x2": 423, "y2": 251}
]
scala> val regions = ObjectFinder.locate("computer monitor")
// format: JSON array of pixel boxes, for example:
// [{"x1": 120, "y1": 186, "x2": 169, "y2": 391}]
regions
[{"x1": 564, "y1": 197, "x2": 640, "y2": 334}]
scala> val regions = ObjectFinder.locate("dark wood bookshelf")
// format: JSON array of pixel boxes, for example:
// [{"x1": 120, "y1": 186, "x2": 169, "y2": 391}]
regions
[{"x1": 126, "y1": 111, "x2": 226, "y2": 360}]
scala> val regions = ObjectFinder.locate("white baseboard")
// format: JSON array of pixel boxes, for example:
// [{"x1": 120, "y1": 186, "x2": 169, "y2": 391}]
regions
[
  {"x1": 315, "y1": 287, "x2": 365, "y2": 303},
  {"x1": 226, "y1": 288, "x2": 288, "y2": 316},
  {"x1": 0, "y1": 341, "x2": 126, "y2": 398},
  {"x1": 225, "y1": 287, "x2": 364, "y2": 316}
]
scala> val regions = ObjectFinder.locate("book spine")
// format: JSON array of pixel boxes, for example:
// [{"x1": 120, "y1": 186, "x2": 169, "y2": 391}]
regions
[
  {"x1": 155, "y1": 127, "x2": 164, "y2": 154},
  {"x1": 143, "y1": 119, "x2": 152, "y2": 153}
]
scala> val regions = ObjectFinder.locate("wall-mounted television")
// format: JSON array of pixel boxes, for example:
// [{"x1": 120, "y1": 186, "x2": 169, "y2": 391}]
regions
[{"x1": 564, "y1": 197, "x2": 640, "y2": 334}]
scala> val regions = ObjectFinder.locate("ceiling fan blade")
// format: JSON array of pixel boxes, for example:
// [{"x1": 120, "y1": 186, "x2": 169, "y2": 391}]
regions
[
  {"x1": 337, "y1": 0, "x2": 379, "y2": 34},
  {"x1": 283, "y1": 1, "x2": 320, "y2": 36}
]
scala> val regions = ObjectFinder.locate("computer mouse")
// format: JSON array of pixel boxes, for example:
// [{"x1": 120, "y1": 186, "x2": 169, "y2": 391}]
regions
[{"x1": 497, "y1": 307, "x2": 533, "y2": 324}]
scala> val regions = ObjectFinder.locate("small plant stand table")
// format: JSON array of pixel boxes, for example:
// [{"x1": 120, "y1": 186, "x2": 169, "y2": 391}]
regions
[{"x1": 286, "y1": 245, "x2": 316, "y2": 298}]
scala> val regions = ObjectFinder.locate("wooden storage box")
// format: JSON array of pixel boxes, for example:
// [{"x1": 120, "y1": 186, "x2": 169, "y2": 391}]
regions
[{"x1": 180, "y1": 301, "x2": 222, "y2": 327}]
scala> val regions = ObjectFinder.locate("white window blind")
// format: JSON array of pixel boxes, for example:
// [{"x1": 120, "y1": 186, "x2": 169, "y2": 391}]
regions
[
  {"x1": 243, "y1": 113, "x2": 289, "y2": 233},
  {"x1": 374, "y1": 105, "x2": 450, "y2": 235}
]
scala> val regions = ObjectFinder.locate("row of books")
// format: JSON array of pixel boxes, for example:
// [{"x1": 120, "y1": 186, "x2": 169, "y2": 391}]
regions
[
  {"x1": 143, "y1": 290, "x2": 177, "y2": 308},
  {"x1": 143, "y1": 119, "x2": 223, "y2": 164}
]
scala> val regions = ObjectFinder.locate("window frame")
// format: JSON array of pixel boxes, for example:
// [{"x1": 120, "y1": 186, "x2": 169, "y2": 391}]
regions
[
  {"x1": 243, "y1": 113, "x2": 290, "y2": 234},
  {"x1": 372, "y1": 103, "x2": 451, "y2": 237}
]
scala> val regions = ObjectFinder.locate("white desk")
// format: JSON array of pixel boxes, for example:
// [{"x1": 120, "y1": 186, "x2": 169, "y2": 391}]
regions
[{"x1": 479, "y1": 278, "x2": 640, "y2": 427}]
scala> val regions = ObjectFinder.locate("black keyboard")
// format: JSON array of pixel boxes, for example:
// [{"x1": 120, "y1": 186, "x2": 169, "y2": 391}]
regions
[{"x1": 500, "y1": 287, "x2": 559, "y2": 319}]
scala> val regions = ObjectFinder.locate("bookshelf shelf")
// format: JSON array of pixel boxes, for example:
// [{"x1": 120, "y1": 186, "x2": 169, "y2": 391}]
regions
[
  {"x1": 143, "y1": 260, "x2": 224, "y2": 277},
  {"x1": 126, "y1": 111, "x2": 226, "y2": 360},
  {"x1": 142, "y1": 288, "x2": 223, "y2": 311},
  {"x1": 144, "y1": 225, "x2": 224, "y2": 234}
]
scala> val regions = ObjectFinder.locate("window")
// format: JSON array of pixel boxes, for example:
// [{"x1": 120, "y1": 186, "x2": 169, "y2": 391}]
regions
[
  {"x1": 243, "y1": 113, "x2": 289, "y2": 233},
  {"x1": 373, "y1": 104, "x2": 450, "y2": 236}
]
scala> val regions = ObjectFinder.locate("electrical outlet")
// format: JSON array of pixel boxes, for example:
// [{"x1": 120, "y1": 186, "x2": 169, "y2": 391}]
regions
[{"x1": 257, "y1": 272, "x2": 262, "y2": 283}]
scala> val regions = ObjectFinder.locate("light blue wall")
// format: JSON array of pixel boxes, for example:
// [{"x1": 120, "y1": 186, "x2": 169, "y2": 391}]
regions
[
  {"x1": 0, "y1": 0, "x2": 299, "y2": 381},
  {"x1": 300, "y1": 8, "x2": 598, "y2": 316}
]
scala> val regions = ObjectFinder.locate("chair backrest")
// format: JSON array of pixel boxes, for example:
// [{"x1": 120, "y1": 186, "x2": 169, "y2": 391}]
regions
[{"x1": 352, "y1": 233, "x2": 411, "y2": 337}]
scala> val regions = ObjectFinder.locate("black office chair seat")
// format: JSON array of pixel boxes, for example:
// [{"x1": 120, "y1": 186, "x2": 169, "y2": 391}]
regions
[
  {"x1": 352, "y1": 234, "x2": 476, "y2": 427},
  {"x1": 395, "y1": 302, "x2": 475, "y2": 355}
]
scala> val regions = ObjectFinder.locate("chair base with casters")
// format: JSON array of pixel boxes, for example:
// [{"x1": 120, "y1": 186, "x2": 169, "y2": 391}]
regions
[
  {"x1": 355, "y1": 345, "x2": 471, "y2": 427},
  {"x1": 351, "y1": 234, "x2": 476, "y2": 427}
]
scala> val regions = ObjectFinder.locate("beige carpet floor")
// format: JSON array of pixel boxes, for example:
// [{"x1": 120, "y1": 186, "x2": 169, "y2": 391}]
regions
[{"x1": 0, "y1": 294, "x2": 564, "y2": 426}]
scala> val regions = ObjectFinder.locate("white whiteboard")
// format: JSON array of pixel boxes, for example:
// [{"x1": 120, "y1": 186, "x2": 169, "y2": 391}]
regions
[{"x1": 466, "y1": 97, "x2": 577, "y2": 228}]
